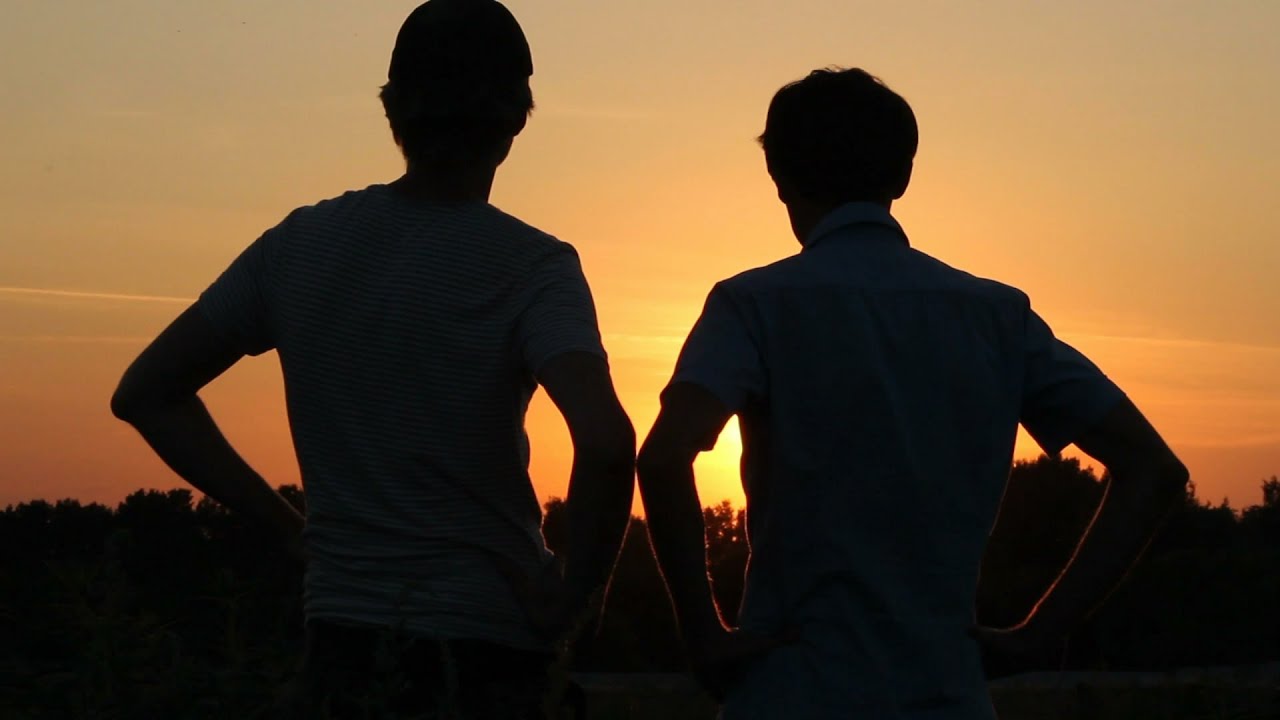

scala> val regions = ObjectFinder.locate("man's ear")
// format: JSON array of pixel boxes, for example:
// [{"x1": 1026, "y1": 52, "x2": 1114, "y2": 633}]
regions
[
  {"x1": 510, "y1": 111, "x2": 529, "y2": 137},
  {"x1": 493, "y1": 137, "x2": 516, "y2": 167},
  {"x1": 774, "y1": 177, "x2": 799, "y2": 206},
  {"x1": 890, "y1": 161, "x2": 914, "y2": 201}
]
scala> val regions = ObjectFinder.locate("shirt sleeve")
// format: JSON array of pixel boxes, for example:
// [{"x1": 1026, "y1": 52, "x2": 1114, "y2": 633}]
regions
[
  {"x1": 1020, "y1": 309, "x2": 1126, "y2": 455},
  {"x1": 195, "y1": 222, "x2": 283, "y2": 357},
  {"x1": 517, "y1": 245, "x2": 607, "y2": 375},
  {"x1": 665, "y1": 283, "x2": 766, "y2": 413}
]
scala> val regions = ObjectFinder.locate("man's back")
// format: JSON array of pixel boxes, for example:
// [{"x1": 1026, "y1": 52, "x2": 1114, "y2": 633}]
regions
[
  {"x1": 112, "y1": 3, "x2": 638, "y2": 714},
  {"x1": 666, "y1": 203, "x2": 1122, "y2": 716},
  {"x1": 199, "y1": 184, "x2": 606, "y2": 649},
  {"x1": 637, "y1": 67, "x2": 1183, "y2": 720}
]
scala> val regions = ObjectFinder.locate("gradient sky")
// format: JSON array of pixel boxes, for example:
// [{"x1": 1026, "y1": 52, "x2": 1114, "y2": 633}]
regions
[{"x1": 2, "y1": 0, "x2": 1278, "y2": 511}]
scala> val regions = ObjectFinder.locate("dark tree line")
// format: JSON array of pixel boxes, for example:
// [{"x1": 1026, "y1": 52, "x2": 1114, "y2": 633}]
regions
[{"x1": 1, "y1": 458, "x2": 1277, "y2": 716}]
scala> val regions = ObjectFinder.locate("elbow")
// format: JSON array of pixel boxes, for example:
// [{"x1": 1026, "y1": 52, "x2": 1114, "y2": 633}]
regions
[
  {"x1": 110, "y1": 384, "x2": 142, "y2": 424},
  {"x1": 110, "y1": 378, "x2": 166, "y2": 426},
  {"x1": 1113, "y1": 451, "x2": 1191, "y2": 509},
  {"x1": 635, "y1": 441, "x2": 692, "y2": 486},
  {"x1": 635, "y1": 445, "x2": 663, "y2": 482},
  {"x1": 1145, "y1": 443, "x2": 1190, "y2": 496},
  {"x1": 1157, "y1": 455, "x2": 1191, "y2": 499},
  {"x1": 576, "y1": 417, "x2": 637, "y2": 476}
]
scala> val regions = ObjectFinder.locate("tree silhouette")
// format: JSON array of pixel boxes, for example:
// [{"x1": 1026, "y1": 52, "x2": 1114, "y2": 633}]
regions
[
  {"x1": 1, "y1": 463, "x2": 1277, "y2": 716},
  {"x1": 977, "y1": 456, "x2": 1106, "y2": 628},
  {"x1": 703, "y1": 501, "x2": 749, "y2": 626}
]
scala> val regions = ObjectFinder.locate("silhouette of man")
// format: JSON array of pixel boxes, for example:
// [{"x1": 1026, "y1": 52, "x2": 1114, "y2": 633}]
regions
[
  {"x1": 110, "y1": 1, "x2": 635, "y2": 716},
  {"x1": 637, "y1": 68, "x2": 1188, "y2": 719}
]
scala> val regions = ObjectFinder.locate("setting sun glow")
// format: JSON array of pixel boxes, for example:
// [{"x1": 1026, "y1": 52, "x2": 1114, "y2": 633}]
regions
[{"x1": 2, "y1": 1, "x2": 1278, "y2": 512}]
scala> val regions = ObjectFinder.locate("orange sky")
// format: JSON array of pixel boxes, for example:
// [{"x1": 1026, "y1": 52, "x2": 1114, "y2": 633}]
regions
[{"x1": 2, "y1": 1, "x2": 1278, "y2": 511}]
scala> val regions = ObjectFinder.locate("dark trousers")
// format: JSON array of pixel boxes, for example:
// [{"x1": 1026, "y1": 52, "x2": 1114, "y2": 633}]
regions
[{"x1": 283, "y1": 619, "x2": 554, "y2": 719}]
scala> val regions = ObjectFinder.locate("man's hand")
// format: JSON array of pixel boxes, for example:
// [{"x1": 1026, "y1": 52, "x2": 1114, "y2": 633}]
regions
[
  {"x1": 284, "y1": 529, "x2": 307, "y2": 567},
  {"x1": 686, "y1": 625, "x2": 799, "y2": 702},
  {"x1": 495, "y1": 554, "x2": 599, "y2": 645},
  {"x1": 970, "y1": 624, "x2": 1067, "y2": 679}
]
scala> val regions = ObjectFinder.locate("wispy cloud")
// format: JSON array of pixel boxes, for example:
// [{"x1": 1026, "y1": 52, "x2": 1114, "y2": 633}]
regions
[
  {"x1": 92, "y1": 108, "x2": 159, "y2": 120},
  {"x1": 0, "y1": 286, "x2": 193, "y2": 305},
  {"x1": 540, "y1": 104, "x2": 660, "y2": 122},
  {"x1": 1180, "y1": 432, "x2": 1280, "y2": 450},
  {"x1": 1060, "y1": 331, "x2": 1280, "y2": 355},
  {"x1": 0, "y1": 335, "x2": 152, "y2": 345}
]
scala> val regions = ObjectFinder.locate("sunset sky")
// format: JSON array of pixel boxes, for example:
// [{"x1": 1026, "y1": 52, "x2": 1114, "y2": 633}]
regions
[{"x1": 2, "y1": 0, "x2": 1278, "y2": 512}]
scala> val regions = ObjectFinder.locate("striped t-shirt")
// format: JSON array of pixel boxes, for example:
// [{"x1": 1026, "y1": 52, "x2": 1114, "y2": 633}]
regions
[{"x1": 197, "y1": 184, "x2": 607, "y2": 650}]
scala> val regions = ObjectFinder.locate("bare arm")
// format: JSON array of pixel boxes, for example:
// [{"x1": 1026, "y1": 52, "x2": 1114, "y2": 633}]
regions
[
  {"x1": 1021, "y1": 398, "x2": 1187, "y2": 633},
  {"x1": 111, "y1": 306, "x2": 304, "y2": 550},
  {"x1": 639, "y1": 383, "x2": 792, "y2": 699},
  {"x1": 537, "y1": 351, "x2": 636, "y2": 612},
  {"x1": 636, "y1": 382, "x2": 732, "y2": 642},
  {"x1": 983, "y1": 397, "x2": 1189, "y2": 655}
]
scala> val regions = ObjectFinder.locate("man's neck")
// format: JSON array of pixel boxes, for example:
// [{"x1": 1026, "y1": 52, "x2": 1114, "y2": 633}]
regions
[
  {"x1": 788, "y1": 198, "x2": 892, "y2": 245},
  {"x1": 391, "y1": 166, "x2": 497, "y2": 204}
]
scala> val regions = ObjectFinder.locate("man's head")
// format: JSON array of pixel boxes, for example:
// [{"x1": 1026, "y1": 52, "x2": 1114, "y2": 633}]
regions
[
  {"x1": 760, "y1": 68, "x2": 917, "y2": 213},
  {"x1": 380, "y1": 0, "x2": 534, "y2": 174}
]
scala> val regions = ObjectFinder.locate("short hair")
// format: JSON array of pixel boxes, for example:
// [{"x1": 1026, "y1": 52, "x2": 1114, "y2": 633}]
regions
[
  {"x1": 759, "y1": 68, "x2": 918, "y2": 205},
  {"x1": 379, "y1": 0, "x2": 535, "y2": 170}
]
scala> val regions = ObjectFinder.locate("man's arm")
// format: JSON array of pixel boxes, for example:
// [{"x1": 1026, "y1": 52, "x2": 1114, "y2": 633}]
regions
[
  {"x1": 638, "y1": 383, "x2": 791, "y2": 698},
  {"x1": 980, "y1": 397, "x2": 1189, "y2": 655},
  {"x1": 637, "y1": 284, "x2": 778, "y2": 643},
  {"x1": 110, "y1": 306, "x2": 304, "y2": 551},
  {"x1": 537, "y1": 351, "x2": 636, "y2": 615},
  {"x1": 636, "y1": 382, "x2": 731, "y2": 642}
]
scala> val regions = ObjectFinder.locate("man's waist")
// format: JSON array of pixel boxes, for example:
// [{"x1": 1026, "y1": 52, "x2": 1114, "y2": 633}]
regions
[
  {"x1": 304, "y1": 552, "x2": 525, "y2": 625},
  {"x1": 304, "y1": 515, "x2": 549, "y2": 562}
]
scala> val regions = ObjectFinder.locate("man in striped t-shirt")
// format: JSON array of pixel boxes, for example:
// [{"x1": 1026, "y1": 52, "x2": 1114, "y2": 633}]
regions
[{"x1": 111, "y1": 1, "x2": 636, "y2": 716}]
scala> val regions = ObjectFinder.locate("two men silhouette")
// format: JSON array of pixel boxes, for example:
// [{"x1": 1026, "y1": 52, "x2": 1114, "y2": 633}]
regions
[{"x1": 112, "y1": 1, "x2": 1188, "y2": 718}]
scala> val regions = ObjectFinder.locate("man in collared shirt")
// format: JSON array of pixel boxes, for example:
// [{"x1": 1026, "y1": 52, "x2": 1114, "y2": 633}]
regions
[{"x1": 637, "y1": 68, "x2": 1188, "y2": 718}]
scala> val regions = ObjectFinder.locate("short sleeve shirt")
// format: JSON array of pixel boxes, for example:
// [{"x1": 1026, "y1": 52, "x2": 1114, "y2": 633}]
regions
[
  {"x1": 198, "y1": 185, "x2": 606, "y2": 651},
  {"x1": 666, "y1": 202, "x2": 1124, "y2": 718}
]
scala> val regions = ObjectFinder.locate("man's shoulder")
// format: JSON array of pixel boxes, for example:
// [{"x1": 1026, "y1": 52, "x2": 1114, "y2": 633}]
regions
[
  {"x1": 711, "y1": 249, "x2": 1035, "y2": 318},
  {"x1": 278, "y1": 190, "x2": 577, "y2": 259},
  {"x1": 906, "y1": 249, "x2": 1031, "y2": 307},
  {"x1": 714, "y1": 254, "x2": 808, "y2": 296},
  {"x1": 273, "y1": 185, "x2": 386, "y2": 231},
  {"x1": 478, "y1": 204, "x2": 578, "y2": 258}
]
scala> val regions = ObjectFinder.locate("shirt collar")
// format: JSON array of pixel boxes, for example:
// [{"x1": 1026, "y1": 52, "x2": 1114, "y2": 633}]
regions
[{"x1": 803, "y1": 202, "x2": 909, "y2": 249}]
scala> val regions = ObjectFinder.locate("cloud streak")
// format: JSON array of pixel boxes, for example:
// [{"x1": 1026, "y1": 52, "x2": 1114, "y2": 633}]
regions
[
  {"x1": 0, "y1": 286, "x2": 193, "y2": 305},
  {"x1": 1060, "y1": 331, "x2": 1280, "y2": 356},
  {"x1": 92, "y1": 108, "x2": 159, "y2": 120},
  {"x1": 0, "y1": 335, "x2": 153, "y2": 345},
  {"x1": 539, "y1": 103, "x2": 660, "y2": 122}
]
